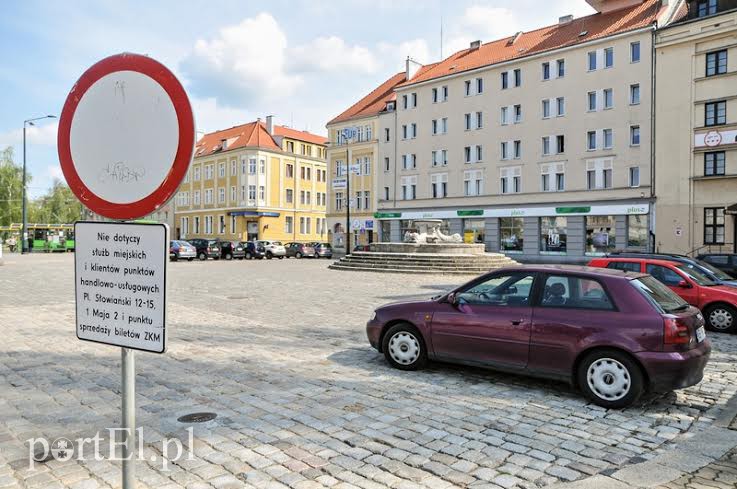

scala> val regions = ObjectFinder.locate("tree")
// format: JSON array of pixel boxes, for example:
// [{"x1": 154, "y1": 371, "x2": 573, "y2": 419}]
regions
[
  {"x1": 0, "y1": 146, "x2": 28, "y2": 226},
  {"x1": 29, "y1": 179, "x2": 83, "y2": 224}
]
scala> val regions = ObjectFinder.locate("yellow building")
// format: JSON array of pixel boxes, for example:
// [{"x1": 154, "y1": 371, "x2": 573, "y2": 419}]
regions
[{"x1": 174, "y1": 117, "x2": 328, "y2": 243}]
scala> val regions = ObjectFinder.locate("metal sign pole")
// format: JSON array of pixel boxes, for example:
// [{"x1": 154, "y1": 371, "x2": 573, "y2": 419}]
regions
[
  {"x1": 121, "y1": 347, "x2": 135, "y2": 488},
  {"x1": 346, "y1": 144, "x2": 351, "y2": 254}
]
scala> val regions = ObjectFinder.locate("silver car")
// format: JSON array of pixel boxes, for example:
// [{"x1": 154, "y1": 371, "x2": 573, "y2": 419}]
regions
[{"x1": 257, "y1": 240, "x2": 286, "y2": 259}]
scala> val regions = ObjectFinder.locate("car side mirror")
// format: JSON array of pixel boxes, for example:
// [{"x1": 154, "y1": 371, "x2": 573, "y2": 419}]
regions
[
  {"x1": 507, "y1": 286, "x2": 518, "y2": 295},
  {"x1": 678, "y1": 280, "x2": 692, "y2": 289}
]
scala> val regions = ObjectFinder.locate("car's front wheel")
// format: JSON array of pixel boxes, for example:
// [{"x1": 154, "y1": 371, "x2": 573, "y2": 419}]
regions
[
  {"x1": 577, "y1": 349, "x2": 643, "y2": 409},
  {"x1": 198, "y1": 252, "x2": 206, "y2": 261},
  {"x1": 266, "y1": 252, "x2": 273, "y2": 259},
  {"x1": 296, "y1": 252, "x2": 302, "y2": 259},
  {"x1": 381, "y1": 323, "x2": 427, "y2": 371},
  {"x1": 704, "y1": 304, "x2": 737, "y2": 334}
]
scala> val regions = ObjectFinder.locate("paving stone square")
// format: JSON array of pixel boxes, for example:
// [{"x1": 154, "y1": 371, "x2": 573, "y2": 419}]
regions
[{"x1": 2, "y1": 254, "x2": 737, "y2": 488}]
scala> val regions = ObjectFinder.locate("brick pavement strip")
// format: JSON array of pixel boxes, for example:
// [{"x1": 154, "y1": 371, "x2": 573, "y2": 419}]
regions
[{"x1": 1, "y1": 255, "x2": 737, "y2": 488}]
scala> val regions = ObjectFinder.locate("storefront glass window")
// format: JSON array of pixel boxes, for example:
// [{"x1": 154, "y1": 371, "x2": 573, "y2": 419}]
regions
[
  {"x1": 586, "y1": 216, "x2": 616, "y2": 254},
  {"x1": 381, "y1": 221, "x2": 392, "y2": 242},
  {"x1": 540, "y1": 217, "x2": 567, "y2": 253},
  {"x1": 463, "y1": 219, "x2": 486, "y2": 244},
  {"x1": 627, "y1": 215, "x2": 648, "y2": 248},
  {"x1": 500, "y1": 217, "x2": 524, "y2": 252},
  {"x1": 400, "y1": 220, "x2": 414, "y2": 239}
]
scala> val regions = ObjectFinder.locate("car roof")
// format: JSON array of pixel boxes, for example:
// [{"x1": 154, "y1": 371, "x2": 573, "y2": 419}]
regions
[
  {"x1": 495, "y1": 264, "x2": 648, "y2": 279},
  {"x1": 597, "y1": 257, "x2": 684, "y2": 267}
]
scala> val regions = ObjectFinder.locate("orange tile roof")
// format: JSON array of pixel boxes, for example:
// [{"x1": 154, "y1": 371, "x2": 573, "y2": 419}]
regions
[
  {"x1": 398, "y1": 0, "x2": 660, "y2": 88},
  {"x1": 194, "y1": 121, "x2": 328, "y2": 157},
  {"x1": 272, "y1": 125, "x2": 328, "y2": 146}
]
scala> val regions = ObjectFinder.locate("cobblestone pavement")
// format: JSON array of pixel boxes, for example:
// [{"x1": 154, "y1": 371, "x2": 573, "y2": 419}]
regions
[
  {"x1": 660, "y1": 448, "x2": 737, "y2": 489},
  {"x1": 2, "y1": 254, "x2": 737, "y2": 489}
]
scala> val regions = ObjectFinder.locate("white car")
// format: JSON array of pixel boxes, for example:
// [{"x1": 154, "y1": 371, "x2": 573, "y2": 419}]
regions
[{"x1": 257, "y1": 240, "x2": 286, "y2": 259}]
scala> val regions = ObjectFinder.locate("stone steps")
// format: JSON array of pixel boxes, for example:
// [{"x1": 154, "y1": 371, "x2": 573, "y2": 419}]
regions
[{"x1": 330, "y1": 251, "x2": 519, "y2": 275}]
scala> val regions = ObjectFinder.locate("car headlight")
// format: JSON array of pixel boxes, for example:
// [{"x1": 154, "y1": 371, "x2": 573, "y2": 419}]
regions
[{"x1": 370, "y1": 311, "x2": 377, "y2": 321}]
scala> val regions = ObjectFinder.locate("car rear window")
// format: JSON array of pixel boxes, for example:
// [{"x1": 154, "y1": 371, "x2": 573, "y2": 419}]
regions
[
  {"x1": 630, "y1": 276, "x2": 688, "y2": 313},
  {"x1": 606, "y1": 261, "x2": 641, "y2": 273}
]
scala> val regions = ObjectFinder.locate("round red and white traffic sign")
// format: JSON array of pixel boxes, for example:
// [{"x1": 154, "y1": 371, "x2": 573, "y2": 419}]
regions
[{"x1": 58, "y1": 53, "x2": 195, "y2": 219}]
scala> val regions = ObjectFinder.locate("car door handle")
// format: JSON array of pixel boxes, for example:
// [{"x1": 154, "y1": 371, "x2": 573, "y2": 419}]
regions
[{"x1": 511, "y1": 319, "x2": 525, "y2": 326}]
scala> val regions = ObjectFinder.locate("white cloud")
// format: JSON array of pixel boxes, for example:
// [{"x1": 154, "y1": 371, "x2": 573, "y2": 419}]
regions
[
  {"x1": 289, "y1": 36, "x2": 379, "y2": 74},
  {"x1": 190, "y1": 97, "x2": 252, "y2": 135},
  {"x1": 180, "y1": 13, "x2": 302, "y2": 107},
  {"x1": 377, "y1": 39, "x2": 432, "y2": 72},
  {"x1": 462, "y1": 6, "x2": 519, "y2": 40},
  {"x1": 0, "y1": 120, "x2": 58, "y2": 148}
]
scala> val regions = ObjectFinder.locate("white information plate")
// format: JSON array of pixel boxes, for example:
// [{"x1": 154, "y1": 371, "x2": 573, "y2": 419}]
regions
[
  {"x1": 696, "y1": 326, "x2": 706, "y2": 343},
  {"x1": 74, "y1": 221, "x2": 167, "y2": 353}
]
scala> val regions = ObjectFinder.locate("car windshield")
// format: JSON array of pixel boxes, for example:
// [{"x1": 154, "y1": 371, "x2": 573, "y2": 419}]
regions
[
  {"x1": 675, "y1": 263, "x2": 717, "y2": 286},
  {"x1": 208, "y1": 241, "x2": 219, "y2": 246},
  {"x1": 630, "y1": 276, "x2": 688, "y2": 314},
  {"x1": 272, "y1": 241, "x2": 282, "y2": 246},
  {"x1": 693, "y1": 259, "x2": 733, "y2": 280}
]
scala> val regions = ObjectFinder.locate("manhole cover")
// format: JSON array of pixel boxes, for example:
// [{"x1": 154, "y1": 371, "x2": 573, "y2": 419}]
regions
[{"x1": 177, "y1": 412, "x2": 217, "y2": 423}]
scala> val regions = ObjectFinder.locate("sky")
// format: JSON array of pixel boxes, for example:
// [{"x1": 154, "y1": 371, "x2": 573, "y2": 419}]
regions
[{"x1": 0, "y1": 0, "x2": 596, "y2": 198}]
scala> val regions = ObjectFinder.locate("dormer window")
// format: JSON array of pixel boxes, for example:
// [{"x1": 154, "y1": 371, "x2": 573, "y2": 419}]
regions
[
  {"x1": 221, "y1": 138, "x2": 228, "y2": 150},
  {"x1": 386, "y1": 101, "x2": 395, "y2": 111}
]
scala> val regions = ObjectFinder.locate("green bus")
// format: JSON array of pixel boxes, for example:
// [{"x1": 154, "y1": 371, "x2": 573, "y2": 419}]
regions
[{"x1": 0, "y1": 224, "x2": 75, "y2": 252}]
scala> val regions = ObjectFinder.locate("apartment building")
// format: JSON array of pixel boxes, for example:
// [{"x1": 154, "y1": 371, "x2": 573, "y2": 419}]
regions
[
  {"x1": 325, "y1": 71, "x2": 419, "y2": 250},
  {"x1": 655, "y1": 0, "x2": 737, "y2": 255},
  {"x1": 173, "y1": 117, "x2": 328, "y2": 243},
  {"x1": 369, "y1": 0, "x2": 680, "y2": 263}
]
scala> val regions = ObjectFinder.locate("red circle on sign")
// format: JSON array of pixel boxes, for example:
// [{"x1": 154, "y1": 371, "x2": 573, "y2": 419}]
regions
[{"x1": 58, "y1": 53, "x2": 195, "y2": 220}]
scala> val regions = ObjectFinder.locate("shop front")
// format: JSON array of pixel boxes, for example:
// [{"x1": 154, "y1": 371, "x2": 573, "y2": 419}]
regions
[
  {"x1": 374, "y1": 202, "x2": 652, "y2": 263},
  {"x1": 229, "y1": 210, "x2": 281, "y2": 241}
]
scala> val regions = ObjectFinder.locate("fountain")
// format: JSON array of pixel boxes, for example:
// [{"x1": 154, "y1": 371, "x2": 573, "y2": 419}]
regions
[{"x1": 330, "y1": 219, "x2": 519, "y2": 274}]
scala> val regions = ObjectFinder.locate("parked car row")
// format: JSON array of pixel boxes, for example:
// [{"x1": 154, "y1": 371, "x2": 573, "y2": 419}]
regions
[{"x1": 170, "y1": 240, "x2": 332, "y2": 261}]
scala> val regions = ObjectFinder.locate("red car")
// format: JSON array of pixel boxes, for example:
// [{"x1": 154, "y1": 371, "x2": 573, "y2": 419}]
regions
[
  {"x1": 589, "y1": 257, "x2": 737, "y2": 333},
  {"x1": 366, "y1": 265, "x2": 710, "y2": 409}
]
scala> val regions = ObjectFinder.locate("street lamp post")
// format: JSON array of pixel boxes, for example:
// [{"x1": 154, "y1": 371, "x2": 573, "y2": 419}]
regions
[{"x1": 21, "y1": 115, "x2": 56, "y2": 254}]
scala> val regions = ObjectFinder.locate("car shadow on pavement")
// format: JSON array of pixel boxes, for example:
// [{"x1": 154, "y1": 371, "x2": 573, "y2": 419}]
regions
[{"x1": 327, "y1": 346, "x2": 681, "y2": 411}]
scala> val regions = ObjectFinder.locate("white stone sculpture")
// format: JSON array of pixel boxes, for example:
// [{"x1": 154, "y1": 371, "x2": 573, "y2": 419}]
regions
[{"x1": 403, "y1": 220, "x2": 462, "y2": 244}]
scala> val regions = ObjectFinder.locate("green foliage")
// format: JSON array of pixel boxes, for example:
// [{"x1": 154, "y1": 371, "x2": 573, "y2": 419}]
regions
[
  {"x1": 0, "y1": 147, "x2": 26, "y2": 226},
  {"x1": 29, "y1": 179, "x2": 83, "y2": 224}
]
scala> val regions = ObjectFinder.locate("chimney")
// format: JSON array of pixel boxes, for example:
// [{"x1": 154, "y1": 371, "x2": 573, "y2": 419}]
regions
[
  {"x1": 405, "y1": 57, "x2": 422, "y2": 80},
  {"x1": 266, "y1": 115, "x2": 274, "y2": 135},
  {"x1": 506, "y1": 32, "x2": 523, "y2": 46},
  {"x1": 559, "y1": 14, "x2": 574, "y2": 24},
  {"x1": 469, "y1": 40, "x2": 481, "y2": 50}
]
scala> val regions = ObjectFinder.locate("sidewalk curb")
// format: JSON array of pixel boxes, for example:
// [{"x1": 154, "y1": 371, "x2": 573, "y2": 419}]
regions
[{"x1": 550, "y1": 394, "x2": 737, "y2": 488}]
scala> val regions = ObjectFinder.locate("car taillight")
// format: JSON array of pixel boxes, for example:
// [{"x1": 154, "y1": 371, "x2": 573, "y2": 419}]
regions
[{"x1": 663, "y1": 317, "x2": 691, "y2": 345}]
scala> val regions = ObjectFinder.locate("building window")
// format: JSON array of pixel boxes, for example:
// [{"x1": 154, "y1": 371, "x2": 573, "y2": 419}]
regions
[
  {"x1": 603, "y1": 129, "x2": 613, "y2": 149},
  {"x1": 542, "y1": 137, "x2": 551, "y2": 156},
  {"x1": 556, "y1": 135, "x2": 565, "y2": 154},
  {"x1": 501, "y1": 72, "x2": 509, "y2": 89},
  {"x1": 465, "y1": 80, "x2": 472, "y2": 96},
  {"x1": 501, "y1": 106, "x2": 511, "y2": 125},
  {"x1": 259, "y1": 186, "x2": 265, "y2": 201},
  {"x1": 411, "y1": 123, "x2": 417, "y2": 138},
  {"x1": 384, "y1": 187, "x2": 390, "y2": 200},
  {"x1": 706, "y1": 50, "x2": 728, "y2": 76},
  {"x1": 335, "y1": 192, "x2": 343, "y2": 211},
  {"x1": 540, "y1": 217, "x2": 567, "y2": 253},
  {"x1": 402, "y1": 94, "x2": 408, "y2": 109},
  {"x1": 705, "y1": 207, "x2": 725, "y2": 244},
  {"x1": 631, "y1": 42, "x2": 640, "y2": 63},
  {"x1": 442, "y1": 85, "x2": 448, "y2": 101},
  {"x1": 464, "y1": 170, "x2": 483, "y2": 196},
  {"x1": 588, "y1": 51, "x2": 597, "y2": 71},
  {"x1": 588, "y1": 91, "x2": 597, "y2": 111},
  {"x1": 205, "y1": 216, "x2": 213, "y2": 235},
  {"x1": 630, "y1": 84, "x2": 640, "y2": 105},
  {"x1": 557, "y1": 59, "x2": 565, "y2": 77},
  {"x1": 587, "y1": 159, "x2": 613, "y2": 189},
  {"x1": 432, "y1": 87, "x2": 438, "y2": 103},
  {"x1": 363, "y1": 157, "x2": 371, "y2": 175},
  {"x1": 464, "y1": 114, "x2": 471, "y2": 131},
  {"x1": 218, "y1": 215, "x2": 226, "y2": 234},
  {"x1": 629, "y1": 166, "x2": 640, "y2": 187},
  {"x1": 476, "y1": 111, "x2": 483, "y2": 129},
  {"x1": 556, "y1": 97, "x2": 565, "y2": 116},
  {"x1": 476, "y1": 77, "x2": 484, "y2": 94},
  {"x1": 259, "y1": 159, "x2": 266, "y2": 174},
  {"x1": 697, "y1": 0, "x2": 718, "y2": 17},
  {"x1": 286, "y1": 188, "x2": 293, "y2": 203},
  {"x1": 204, "y1": 189, "x2": 213, "y2": 204},
  {"x1": 605, "y1": 47, "x2": 614, "y2": 68},
  {"x1": 431, "y1": 173, "x2": 448, "y2": 198},
  {"x1": 218, "y1": 187, "x2": 225, "y2": 203},
  {"x1": 401, "y1": 176, "x2": 417, "y2": 200},
  {"x1": 248, "y1": 185, "x2": 256, "y2": 200},
  {"x1": 628, "y1": 215, "x2": 648, "y2": 247},
  {"x1": 194, "y1": 190, "x2": 201, "y2": 205},
  {"x1": 630, "y1": 125, "x2": 641, "y2": 146},
  {"x1": 411, "y1": 93, "x2": 417, "y2": 107},
  {"x1": 249, "y1": 158, "x2": 256, "y2": 174},
  {"x1": 513, "y1": 140, "x2": 521, "y2": 159},
  {"x1": 500, "y1": 217, "x2": 524, "y2": 252},
  {"x1": 218, "y1": 163, "x2": 225, "y2": 178},
  {"x1": 541, "y1": 163, "x2": 564, "y2": 191},
  {"x1": 514, "y1": 104, "x2": 522, "y2": 123},
  {"x1": 705, "y1": 151, "x2": 726, "y2": 176},
  {"x1": 230, "y1": 161, "x2": 237, "y2": 176},
  {"x1": 463, "y1": 219, "x2": 485, "y2": 244},
  {"x1": 384, "y1": 157, "x2": 390, "y2": 171},
  {"x1": 286, "y1": 164, "x2": 294, "y2": 178},
  {"x1": 542, "y1": 99, "x2": 551, "y2": 119},
  {"x1": 477, "y1": 145, "x2": 484, "y2": 162},
  {"x1": 514, "y1": 69, "x2": 521, "y2": 87},
  {"x1": 285, "y1": 216, "x2": 293, "y2": 234},
  {"x1": 500, "y1": 166, "x2": 521, "y2": 194},
  {"x1": 586, "y1": 215, "x2": 616, "y2": 254},
  {"x1": 604, "y1": 88, "x2": 613, "y2": 109},
  {"x1": 705, "y1": 101, "x2": 727, "y2": 126},
  {"x1": 500, "y1": 142, "x2": 508, "y2": 160},
  {"x1": 542, "y1": 62, "x2": 550, "y2": 80},
  {"x1": 194, "y1": 216, "x2": 200, "y2": 234},
  {"x1": 587, "y1": 131, "x2": 597, "y2": 151}
]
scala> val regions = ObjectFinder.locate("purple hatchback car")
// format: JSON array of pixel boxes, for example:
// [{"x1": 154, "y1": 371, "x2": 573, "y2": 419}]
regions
[{"x1": 366, "y1": 265, "x2": 711, "y2": 408}]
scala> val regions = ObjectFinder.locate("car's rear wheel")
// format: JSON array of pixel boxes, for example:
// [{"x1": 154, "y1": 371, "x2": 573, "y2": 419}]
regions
[
  {"x1": 704, "y1": 304, "x2": 737, "y2": 333},
  {"x1": 246, "y1": 252, "x2": 252, "y2": 260},
  {"x1": 382, "y1": 323, "x2": 427, "y2": 371},
  {"x1": 577, "y1": 349, "x2": 643, "y2": 409},
  {"x1": 266, "y1": 253, "x2": 273, "y2": 259},
  {"x1": 296, "y1": 252, "x2": 302, "y2": 259},
  {"x1": 225, "y1": 253, "x2": 232, "y2": 260},
  {"x1": 198, "y1": 252, "x2": 206, "y2": 260}
]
